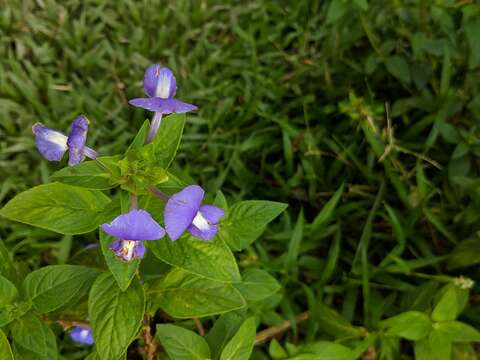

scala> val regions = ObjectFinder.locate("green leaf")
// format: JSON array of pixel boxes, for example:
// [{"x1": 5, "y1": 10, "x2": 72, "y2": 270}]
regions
[
  {"x1": 156, "y1": 324, "x2": 210, "y2": 360},
  {"x1": 285, "y1": 209, "x2": 304, "y2": 276},
  {"x1": 150, "y1": 268, "x2": 246, "y2": 318},
  {"x1": 206, "y1": 312, "x2": 244, "y2": 359},
  {"x1": 428, "y1": 329, "x2": 451, "y2": 360},
  {"x1": 465, "y1": 18, "x2": 480, "y2": 69},
  {"x1": 99, "y1": 230, "x2": 140, "y2": 291},
  {"x1": 126, "y1": 119, "x2": 150, "y2": 153},
  {"x1": 0, "y1": 301, "x2": 31, "y2": 327},
  {"x1": 269, "y1": 339, "x2": 288, "y2": 359},
  {"x1": 0, "y1": 275, "x2": 18, "y2": 307},
  {"x1": 234, "y1": 269, "x2": 281, "y2": 302},
  {"x1": 0, "y1": 329, "x2": 14, "y2": 360},
  {"x1": 220, "y1": 317, "x2": 256, "y2": 360},
  {"x1": 310, "y1": 182, "x2": 344, "y2": 233},
  {"x1": 0, "y1": 239, "x2": 17, "y2": 284},
  {"x1": 385, "y1": 56, "x2": 411, "y2": 84},
  {"x1": 353, "y1": 0, "x2": 368, "y2": 11},
  {"x1": 148, "y1": 234, "x2": 240, "y2": 283},
  {"x1": 0, "y1": 183, "x2": 111, "y2": 235},
  {"x1": 312, "y1": 302, "x2": 365, "y2": 338},
  {"x1": 89, "y1": 273, "x2": 145, "y2": 360},
  {"x1": 23, "y1": 265, "x2": 99, "y2": 313},
  {"x1": 414, "y1": 338, "x2": 432, "y2": 360},
  {"x1": 435, "y1": 321, "x2": 480, "y2": 342},
  {"x1": 299, "y1": 341, "x2": 356, "y2": 360},
  {"x1": 382, "y1": 311, "x2": 431, "y2": 341},
  {"x1": 11, "y1": 314, "x2": 54, "y2": 356},
  {"x1": 52, "y1": 156, "x2": 121, "y2": 190},
  {"x1": 141, "y1": 113, "x2": 186, "y2": 168},
  {"x1": 326, "y1": 0, "x2": 348, "y2": 24},
  {"x1": 12, "y1": 323, "x2": 57, "y2": 360},
  {"x1": 219, "y1": 201, "x2": 287, "y2": 251},
  {"x1": 447, "y1": 237, "x2": 480, "y2": 269},
  {"x1": 432, "y1": 286, "x2": 457, "y2": 322}
]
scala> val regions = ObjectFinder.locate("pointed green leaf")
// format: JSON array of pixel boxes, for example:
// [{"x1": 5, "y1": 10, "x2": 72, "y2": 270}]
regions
[
  {"x1": 428, "y1": 329, "x2": 451, "y2": 360},
  {"x1": 0, "y1": 239, "x2": 17, "y2": 284},
  {"x1": 127, "y1": 119, "x2": 150, "y2": 153},
  {"x1": 141, "y1": 113, "x2": 186, "y2": 168},
  {"x1": 435, "y1": 321, "x2": 480, "y2": 342},
  {"x1": 52, "y1": 156, "x2": 121, "y2": 190},
  {"x1": 219, "y1": 201, "x2": 287, "y2": 251},
  {"x1": 234, "y1": 269, "x2": 281, "y2": 302},
  {"x1": 382, "y1": 311, "x2": 431, "y2": 341},
  {"x1": 89, "y1": 273, "x2": 145, "y2": 360},
  {"x1": 220, "y1": 317, "x2": 256, "y2": 360},
  {"x1": 310, "y1": 182, "x2": 344, "y2": 233},
  {"x1": 0, "y1": 275, "x2": 18, "y2": 307},
  {"x1": 156, "y1": 324, "x2": 210, "y2": 360},
  {"x1": 150, "y1": 268, "x2": 245, "y2": 318},
  {"x1": 11, "y1": 314, "x2": 54, "y2": 356},
  {"x1": 23, "y1": 265, "x2": 99, "y2": 313},
  {"x1": 432, "y1": 287, "x2": 457, "y2": 322},
  {"x1": 99, "y1": 231, "x2": 140, "y2": 291},
  {"x1": 206, "y1": 313, "x2": 244, "y2": 359},
  {"x1": 148, "y1": 234, "x2": 240, "y2": 283},
  {"x1": 12, "y1": 323, "x2": 57, "y2": 360},
  {"x1": 0, "y1": 183, "x2": 111, "y2": 235},
  {"x1": 0, "y1": 329, "x2": 14, "y2": 360}
]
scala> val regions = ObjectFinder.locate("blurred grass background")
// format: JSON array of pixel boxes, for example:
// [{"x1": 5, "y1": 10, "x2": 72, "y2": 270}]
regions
[{"x1": 2, "y1": 0, "x2": 480, "y2": 358}]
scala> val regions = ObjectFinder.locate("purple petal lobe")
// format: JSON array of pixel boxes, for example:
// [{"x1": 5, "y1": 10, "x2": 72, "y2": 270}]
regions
[
  {"x1": 144, "y1": 65, "x2": 177, "y2": 98},
  {"x1": 67, "y1": 115, "x2": 89, "y2": 166},
  {"x1": 70, "y1": 326, "x2": 94, "y2": 346},
  {"x1": 32, "y1": 123, "x2": 68, "y2": 161},
  {"x1": 198, "y1": 205, "x2": 225, "y2": 224},
  {"x1": 101, "y1": 209, "x2": 165, "y2": 241},
  {"x1": 110, "y1": 239, "x2": 146, "y2": 262},
  {"x1": 188, "y1": 222, "x2": 218, "y2": 241},
  {"x1": 129, "y1": 98, "x2": 198, "y2": 114},
  {"x1": 164, "y1": 185, "x2": 204, "y2": 241}
]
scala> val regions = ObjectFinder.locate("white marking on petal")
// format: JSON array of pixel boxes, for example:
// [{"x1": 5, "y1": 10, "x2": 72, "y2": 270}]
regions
[
  {"x1": 45, "y1": 130, "x2": 68, "y2": 150},
  {"x1": 80, "y1": 329, "x2": 90, "y2": 340},
  {"x1": 155, "y1": 72, "x2": 172, "y2": 99},
  {"x1": 192, "y1": 211, "x2": 210, "y2": 231}
]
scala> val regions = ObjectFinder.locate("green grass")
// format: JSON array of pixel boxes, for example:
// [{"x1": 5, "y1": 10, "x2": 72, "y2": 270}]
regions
[{"x1": 1, "y1": 0, "x2": 480, "y2": 358}]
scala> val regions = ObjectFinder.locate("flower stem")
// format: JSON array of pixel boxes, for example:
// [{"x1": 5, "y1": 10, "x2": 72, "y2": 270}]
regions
[
  {"x1": 149, "y1": 187, "x2": 169, "y2": 202},
  {"x1": 143, "y1": 314, "x2": 157, "y2": 360},
  {"x1": 145, "y1": 112, "x2": 163, "y2": 144},
  {"x1": 130, "y1": 193, "x2": 138, "y2": 210}
]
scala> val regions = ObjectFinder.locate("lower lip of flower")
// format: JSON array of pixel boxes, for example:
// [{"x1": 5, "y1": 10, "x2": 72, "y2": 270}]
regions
[{"x1": 118, "y1": 240, "x2": 137, "y2": 261}]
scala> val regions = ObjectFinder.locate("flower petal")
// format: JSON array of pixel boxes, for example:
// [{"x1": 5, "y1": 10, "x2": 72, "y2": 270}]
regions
[
  {"x1": 129, "y1": 97, "x2": 198, "y2": 114},
  {"x1": 32, "y1": 123, "x2": 68, "y2": 161},
  {"x1": 198, "y1": 205, "x2": 225, "y2": 224},
  {"x1": 67, "y1": 115, "x2": 89, "y2": 166},
  {"x1": 101, "y1": 209, "x2": 165, "y2": 241},
  {"x1": 188, "y1": 223, "x2": 218, "y2": 241},
  {"x1": 164, "y1": 185, "x2": 204, "y2": 241},
  {"x1": 134, "y1": 241, "x2": 146, "y2": 259},
  {"x1": 143, "y1": 65, "x2": 177, "y2": 98},
  {"x1": 70, "y1": 326, "x2": 94, "y2": 346}
]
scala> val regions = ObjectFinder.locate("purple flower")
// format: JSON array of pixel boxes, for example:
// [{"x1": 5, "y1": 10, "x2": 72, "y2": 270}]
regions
[
  {"x1": 164, "y1": 185, "x2": 225, "y2": 241},
  {"x1": 32, "y1": 115, "x2": 97, "y2": 166},
  {"x1": 101, "y1": 209, "x2": 165, "y2": 262},
  {"x1": 129, "y1": 65, "x2": 198, "y2": 143},
  {"x1": 69, "y1": 326, "x2": 94, "y2": 346}
]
